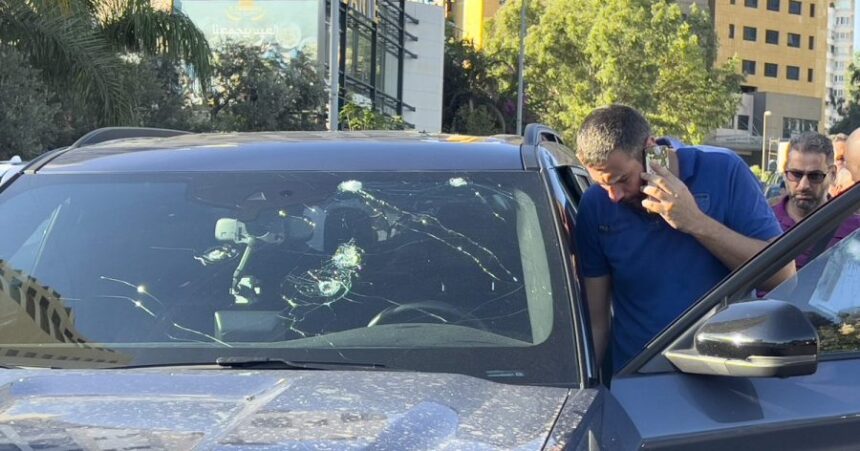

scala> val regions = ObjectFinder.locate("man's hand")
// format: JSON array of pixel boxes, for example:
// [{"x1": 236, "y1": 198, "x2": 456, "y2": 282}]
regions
[
  {"x1": 641, "y1": 163, "x2": 707, "y2": 234},
  {"x1": 640, "y1": 163, "x2": 795, "y2": 289}
]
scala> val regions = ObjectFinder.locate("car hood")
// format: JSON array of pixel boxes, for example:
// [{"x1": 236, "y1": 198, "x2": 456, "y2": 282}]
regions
[{"x1": 0, "y1": 369, "x2": 571, "y2": 450}]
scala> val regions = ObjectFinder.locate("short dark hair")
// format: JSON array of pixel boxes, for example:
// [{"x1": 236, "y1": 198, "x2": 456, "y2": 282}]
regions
[
  {"x1": 789, "y1": 131, "x2": 834, "y2": 164},
  {"x1": 576, "y1": 104, "x2": 650, "y2": 166}
]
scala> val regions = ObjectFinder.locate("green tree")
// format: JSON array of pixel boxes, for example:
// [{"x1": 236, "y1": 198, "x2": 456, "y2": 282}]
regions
[
  {"x1": 340, "y1": 102, "x2": 407, "y2": 131},
  {"x1": 0, "y1": 0, "x2": 211, "y2": 124},
  {"x1": 123, "y1": 55, "x2": 206, "y2": 131},
  {"x1": 483, "y1": 0, "x2": 742, "y2": 144},
  {"x1": 0, "y1": 44, "x2": 60, "y2": 159},
  {"x1": 208, "y1": 43, "x2": 327, "y2": 132},
  {"x1": 829, "y1": 60, "x2": 860, "y2": 134},
  {"x1": 443, "y1": 25, "x2": 514, "y2": 135}
]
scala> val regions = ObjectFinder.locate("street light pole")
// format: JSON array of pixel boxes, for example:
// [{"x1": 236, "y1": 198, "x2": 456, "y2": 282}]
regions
[
  {"x1": 761, "y1": 110, "x2": 772, "y2": 170},
  {"x1": 328, "y1": 0, "x2": 340, "y2": 131},
  {"x1": 515, "y1": 0, "x2": 526, "y2": 135}
]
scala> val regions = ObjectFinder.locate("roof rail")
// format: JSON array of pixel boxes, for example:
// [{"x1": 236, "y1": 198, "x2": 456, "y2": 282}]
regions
[
  {"x1": 523, "y1": 124, "x2": 564, "y2": 146},
  {"x1": 69, "y1": 127, "x2": 192, "y2": 149}
]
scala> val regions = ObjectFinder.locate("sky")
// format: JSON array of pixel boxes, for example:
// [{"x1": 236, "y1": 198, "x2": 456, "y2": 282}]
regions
[{"x1": 856, "y1": 0, "x2": 860, "y2": 50}]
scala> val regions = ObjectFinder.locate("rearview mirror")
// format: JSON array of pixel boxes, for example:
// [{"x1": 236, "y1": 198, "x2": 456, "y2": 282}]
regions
[{"x1": 665, "y1": 300, "x2": 818, "y2": 378}]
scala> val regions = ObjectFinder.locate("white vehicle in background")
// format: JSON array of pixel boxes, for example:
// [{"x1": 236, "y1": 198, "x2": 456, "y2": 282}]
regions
[{"x1": 0, "y1": 156, "x2": 25, "y2": 176}]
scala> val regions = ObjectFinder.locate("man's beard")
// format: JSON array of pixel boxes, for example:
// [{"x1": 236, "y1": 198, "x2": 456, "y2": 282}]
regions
[
  {"x1": 622, "y1": 192, "x2": 649, "y2": 212},
  {"x1": 791, "y1": 192, "x2": 824, "y2": 214}
]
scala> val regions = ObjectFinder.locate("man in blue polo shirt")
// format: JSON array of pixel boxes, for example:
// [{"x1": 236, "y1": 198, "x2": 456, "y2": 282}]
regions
[{"x1": 574, "y1": 105, "x2": 795, "y2": 372}]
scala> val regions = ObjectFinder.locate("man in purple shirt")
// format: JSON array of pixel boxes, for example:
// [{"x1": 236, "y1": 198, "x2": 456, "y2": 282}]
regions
[{"x1": 773, "y1": 131, "x2": 860, "y2": 269}]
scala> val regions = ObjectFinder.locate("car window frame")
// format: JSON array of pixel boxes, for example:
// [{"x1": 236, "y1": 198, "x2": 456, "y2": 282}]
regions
[
  {"x1": 617, "y1": 182, "x2": 860, "y2": 376},
  {"x1": 542, "y1": 161, "x2": 601, "y2": 387}
]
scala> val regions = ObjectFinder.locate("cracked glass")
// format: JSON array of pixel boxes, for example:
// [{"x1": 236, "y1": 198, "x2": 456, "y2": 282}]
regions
[{"x1": 0, "y1": 172, "x2": 577, "y2": 384}]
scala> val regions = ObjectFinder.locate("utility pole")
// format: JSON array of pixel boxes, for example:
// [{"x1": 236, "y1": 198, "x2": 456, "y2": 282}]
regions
[{"x1": 516, "y1": 0, "x2": 526, "y2": 135}]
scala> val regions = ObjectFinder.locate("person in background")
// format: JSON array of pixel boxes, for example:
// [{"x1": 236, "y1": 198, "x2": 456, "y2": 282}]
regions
[
  {"x1": 847, "y1": 129, "x2": 860, "y2": 184},
  {"x1": 831, "y1": 168, "x2": 854, "y2": 198},
  {"x1": 833, "y1": 133, "x2": 848, "y2": 172},
  {"x1": 773, "y1": 131, "x2": 860, "y2": 270}
]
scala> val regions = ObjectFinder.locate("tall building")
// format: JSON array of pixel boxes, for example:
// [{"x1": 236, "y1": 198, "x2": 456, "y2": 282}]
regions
[
  {"x1": 825, "y1": 0, "x2": 855, "y2": 128},
  {"x1": 681, "y1": 0, "x2": 830, "y2": 164}
]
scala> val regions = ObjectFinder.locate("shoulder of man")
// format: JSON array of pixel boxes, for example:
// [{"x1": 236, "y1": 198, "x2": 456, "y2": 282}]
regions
[
  {"x1": 658, "y1": 138, "x2": 746, "y2": 179},
  {"x1": 577, "y1": 185, "x2": 609, "y2": 216},
  {"x1": 657, "y1": 137, "x2": 740, "y2": 161}
]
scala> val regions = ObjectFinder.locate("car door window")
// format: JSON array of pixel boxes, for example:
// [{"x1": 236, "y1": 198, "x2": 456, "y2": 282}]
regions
[{"x1": 765, "y1": 228, "x2": 860, "y2": 354}]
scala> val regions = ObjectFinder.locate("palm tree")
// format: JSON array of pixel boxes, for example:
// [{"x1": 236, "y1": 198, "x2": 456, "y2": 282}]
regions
[{"x1": 0, "y1": 0, "x2": 211, "y2": 125}]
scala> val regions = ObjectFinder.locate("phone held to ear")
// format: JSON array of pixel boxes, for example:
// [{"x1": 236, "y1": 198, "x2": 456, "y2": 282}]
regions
[{"x1": 644, "y1": 145, "x2": 670, "y2": 175}]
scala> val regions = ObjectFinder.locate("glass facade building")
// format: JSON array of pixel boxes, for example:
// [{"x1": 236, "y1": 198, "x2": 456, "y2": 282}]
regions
[{"x1": 175, "y1": 0, "x2": 416, "y2": 121}]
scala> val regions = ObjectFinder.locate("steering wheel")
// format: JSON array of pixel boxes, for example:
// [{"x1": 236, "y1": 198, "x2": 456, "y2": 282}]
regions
[{"x1": 367, "y1": 301, "x2": 491, "y2": 331}]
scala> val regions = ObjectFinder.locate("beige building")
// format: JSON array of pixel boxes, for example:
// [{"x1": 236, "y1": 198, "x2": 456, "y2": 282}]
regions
[
  {"x1": 715, "y1": 0, "x2": 827, "y2": 101},
  {"x1": 682, "y1": 0, "x2": 831, "y2": 163}
]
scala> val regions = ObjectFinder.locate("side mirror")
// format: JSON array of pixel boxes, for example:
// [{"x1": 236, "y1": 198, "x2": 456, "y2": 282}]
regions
[{"x1": 665, "y1": 300, "x2": 818, "y2": 378}]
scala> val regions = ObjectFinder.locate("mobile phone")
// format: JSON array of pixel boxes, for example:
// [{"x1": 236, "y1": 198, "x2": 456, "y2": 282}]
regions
[{"x1": 643, "y1": 145, "x2": 670, "y2": 175}]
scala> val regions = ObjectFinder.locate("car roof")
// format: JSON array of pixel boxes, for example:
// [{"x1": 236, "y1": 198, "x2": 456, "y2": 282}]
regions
[{"x1": 34, "y1": 131, "x2": 532, "y2": 173}]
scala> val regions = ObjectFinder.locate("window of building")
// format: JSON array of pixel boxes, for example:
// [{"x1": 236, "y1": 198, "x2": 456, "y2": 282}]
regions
[
  {"x1": 765, "y1": 63, "x2": 778, "y2": 78},
  {"x1": 788, "y1": 0, "x2": 801, "y2": 14},
  {"x1": 787, "y1": 66, "x2": 800, "y2": 80},
  {"x1": 809, "y1": 3, "x2": 815, "y2": 17},
  {"x1": 782, "y1": 117, "x2": 818, "y2": 139},
  {"x1": 765, "y1": 29, "x2": 779, "y2": 44},
  {"x1": 742, "y1": 59, "x2": 757, "y2": 75},
  {"x1": 337, "y1": 0, "x2": 414, "y2": 118},
  {"x1": 767, "y1": 0, "x2": 780, "y2": 11},
  {"x1": 737, "y1": 115, "x2": 750, "y2": 131},
  {"x1": 787, "y1": 33, "x2": 801, "y2": 48},
  {"x1": 743, "y1": 26, "x2": 757, "y2": 41},
  {"x1": 730, "y1": 0, "x2": 736, "y2": 4},
  {"x1": 745, "y1": 0, "x2": 758, "y2": 6},
  {"x1": 729, "y1": 24, "x2": 735, "y2": 39},
  {"x1": 809, "y1": 36, "x2": 814, "y2": 50},
  {"x1": 808, "y1": 68, "x2": 814, "y2": 82},
  {"x1": 764, "y1": 30, "x2": 779, "y2": 44}
]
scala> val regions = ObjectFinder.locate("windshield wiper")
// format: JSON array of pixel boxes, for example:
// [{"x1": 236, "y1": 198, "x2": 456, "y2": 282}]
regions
[{"x1": 214, "y1": 356, "x2": 390, "y2": 371}]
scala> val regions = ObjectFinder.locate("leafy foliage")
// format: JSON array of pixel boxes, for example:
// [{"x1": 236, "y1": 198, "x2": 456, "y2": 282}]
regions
[
  {"x1": 340, "y1": 102, "x2": 407, "y2": 131},
  {"x1": 829, "y1": 58, "x2": 860, "y2": 134},
  {"x1": 443, "y1": 26, "x2": 518, "y2": 135},
  {"x1": 0, "y1": 0, "x2": 212, "y2": 125},
  {"x1": 207, "y1": 43, "x2": 328, "y2": 132},
  {"x1": 1, "y1": 0, "x2": 131, "y2": 124},
  {"x1": 0, "y1": 45, "x2": 60, "y2": 159},
  {"x1": 483, "y1": 0, "x2": 742, "y2": 144}
]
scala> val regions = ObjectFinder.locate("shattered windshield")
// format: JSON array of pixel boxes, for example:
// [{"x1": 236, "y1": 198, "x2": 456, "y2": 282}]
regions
[{"x1": 0, "y1": 171, "x2": 576, "y2": 384}]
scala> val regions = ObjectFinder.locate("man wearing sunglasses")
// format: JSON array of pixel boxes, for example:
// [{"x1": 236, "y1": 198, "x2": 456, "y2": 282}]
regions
[{"x1": 772, "y1": 131, "x2": 860, "y2": 270}]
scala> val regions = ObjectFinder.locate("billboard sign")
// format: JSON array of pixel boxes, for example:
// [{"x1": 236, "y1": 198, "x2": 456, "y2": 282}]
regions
[{"x1": 176, "y1": 0, "x2": 322, "y2": 60}]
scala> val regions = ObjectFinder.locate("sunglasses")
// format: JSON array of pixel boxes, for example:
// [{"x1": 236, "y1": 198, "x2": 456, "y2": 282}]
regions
[{"x1": 784, "y1": 169, "x2": 828, "y2": 184}]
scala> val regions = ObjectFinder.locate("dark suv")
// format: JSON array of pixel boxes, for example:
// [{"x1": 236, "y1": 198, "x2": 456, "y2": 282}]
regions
[{"x1": 0, "y1": 125, "x2": 858, "y2": 450}]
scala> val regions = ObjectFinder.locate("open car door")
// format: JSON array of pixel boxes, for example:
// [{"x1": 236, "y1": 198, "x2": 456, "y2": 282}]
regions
[{"x1": 597, "y1": 182, "x2": 860, "y2": 450}]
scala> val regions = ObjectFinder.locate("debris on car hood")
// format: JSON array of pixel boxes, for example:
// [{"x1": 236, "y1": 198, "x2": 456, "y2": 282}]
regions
[{"x1": 0, "y1": 369, "x2": 571, "y2": 450}]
